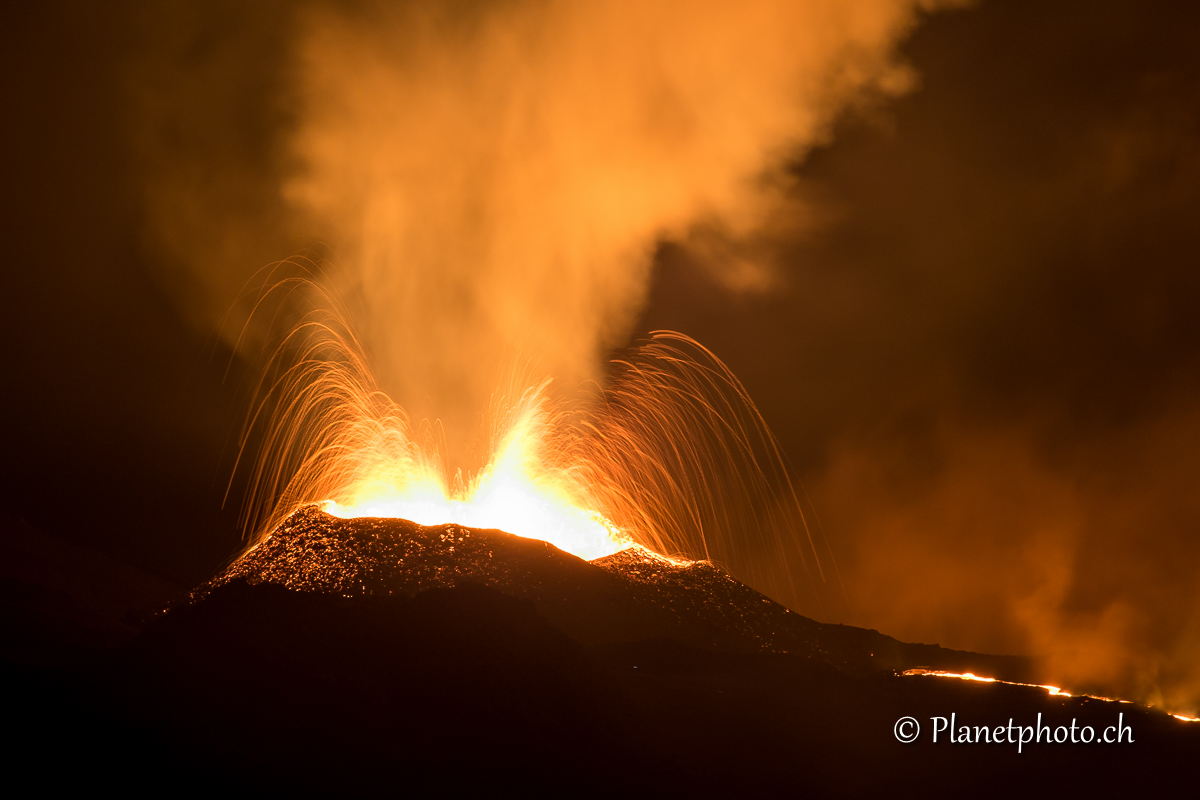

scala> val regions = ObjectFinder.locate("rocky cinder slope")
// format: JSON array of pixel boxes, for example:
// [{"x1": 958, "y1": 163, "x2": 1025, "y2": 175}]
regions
[{"x1": 206, "y1": 504, "x2": 1025, "y2": 679}]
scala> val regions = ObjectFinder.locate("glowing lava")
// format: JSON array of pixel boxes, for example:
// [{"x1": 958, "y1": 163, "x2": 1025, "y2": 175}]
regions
[
  {"x1": 323, "y1": 384, "x2": 631, "y2": 561},
  {"x1": 903, "y1": 668, "x2": 1098, "y2": 699},
  {"x1": 903, "y1": 669, "x2": 1200, "y2": 721}
]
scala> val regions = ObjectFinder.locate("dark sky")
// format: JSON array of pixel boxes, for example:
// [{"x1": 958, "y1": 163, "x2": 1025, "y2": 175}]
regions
[{"x1": 4, "y1": 0, "x2": 1199, "y2": 711}]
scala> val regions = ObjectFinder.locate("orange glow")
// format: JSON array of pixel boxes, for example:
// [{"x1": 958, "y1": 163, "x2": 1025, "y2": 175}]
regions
[
  {"x1": 902, "y1": 669, "x2": 1200, "y2": 720},
  {"x1": 323, "y1": 383, "x2": 631, "y2": 561},
  {"x1": 904, "y1": 668, "x2": 1073, "y2": 696}
]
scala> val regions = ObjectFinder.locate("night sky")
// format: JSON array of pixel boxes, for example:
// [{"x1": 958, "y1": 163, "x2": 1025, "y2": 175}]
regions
[{"x1": 4, "y1": 0, "x2": 1199, "y2": 711}]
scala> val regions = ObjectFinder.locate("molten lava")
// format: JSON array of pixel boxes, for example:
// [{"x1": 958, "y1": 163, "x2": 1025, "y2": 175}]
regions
[
  {"x1": 322, "y1": 385, "x2": 631, "y2": 561},
  {"x1": 902, "y1": 668, "x2": 1200, "y2": 721}
]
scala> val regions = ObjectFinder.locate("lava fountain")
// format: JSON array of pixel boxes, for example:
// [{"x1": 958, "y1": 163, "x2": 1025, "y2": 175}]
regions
[
  {"x1": 321, "y1": 381, "x2": 632, "y2": 562},
  {"x1": 233, "y1": 273, "x2": 833, "y2": 607}
]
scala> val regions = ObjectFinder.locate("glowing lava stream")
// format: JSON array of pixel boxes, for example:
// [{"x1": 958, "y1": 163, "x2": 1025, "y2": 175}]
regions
[{"x1": 903, "y1": 669, "x2": 1200, "y2": 722}]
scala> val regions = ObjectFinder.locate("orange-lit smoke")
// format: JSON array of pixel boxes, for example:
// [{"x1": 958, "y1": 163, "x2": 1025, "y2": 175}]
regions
[
  {"x1": 283, "y1": 0, "x2": 947, "y2": 455},
  {"x1": 818, "y1": 412, "x2": 1200, "y2": 716}
]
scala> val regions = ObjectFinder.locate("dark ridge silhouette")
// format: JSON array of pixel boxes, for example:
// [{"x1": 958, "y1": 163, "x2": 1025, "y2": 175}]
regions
[
  {"x1": 0, "y1": 512, "x2": 182, "y2": 665},
  {"x1": 4, "y1": 507, "x2": 1196, "y2": 794},
  {"x1": 206, "y1": 505, "x2": 1030, "y2": 680}
]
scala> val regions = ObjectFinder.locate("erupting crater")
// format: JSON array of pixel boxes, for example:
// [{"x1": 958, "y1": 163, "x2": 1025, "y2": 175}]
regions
[
  {"x1": 208, "y1": 504, "x2": 817, "y2": 655},
  {"x1": 199, "y1": 503, "x2": 1030, "y2": 682}
]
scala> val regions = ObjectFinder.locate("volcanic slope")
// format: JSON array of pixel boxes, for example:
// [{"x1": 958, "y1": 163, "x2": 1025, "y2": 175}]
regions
[
  {"x1": 9, "y1": 506, "x2": 1197, "y2": 795},
  {"x1": 205, "y1": 504, "x2": 1024, "y2": 679}
]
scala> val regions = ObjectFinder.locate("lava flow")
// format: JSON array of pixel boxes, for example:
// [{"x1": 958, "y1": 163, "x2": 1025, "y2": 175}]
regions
[
  {"x1": 903, "y1": 668, "x2": 1200, "y2": 722},
  {"x1": 904, "y1": 668, "x2": 1088, "y2": 698}
]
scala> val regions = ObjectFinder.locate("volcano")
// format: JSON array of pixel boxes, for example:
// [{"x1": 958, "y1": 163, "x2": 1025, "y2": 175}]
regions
[
  {"x1": 6, "y1": 509, "x2": 1196, "y2": 796},
  {"x1": 201, "y1": 505, "x2": 1029, "y2": 679}
]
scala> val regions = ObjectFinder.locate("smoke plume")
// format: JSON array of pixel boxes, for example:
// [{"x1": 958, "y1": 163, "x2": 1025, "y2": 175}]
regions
[{"x1": 255, "y1": 0, "x2": 939, "y2": 458}]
